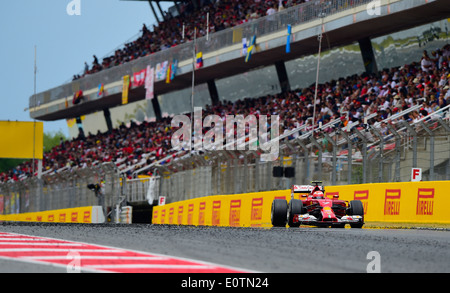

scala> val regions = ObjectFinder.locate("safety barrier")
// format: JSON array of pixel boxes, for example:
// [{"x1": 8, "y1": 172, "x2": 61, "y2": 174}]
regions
[
  {"x1": 325, "y1": 181, "x2": 450, "y2": 224},
  {"x1": 152, "y1": 181, "x2": 450, "y2": 227},
  {"x1": 119, "y1": 206, "x2": 133, "y2": 224},
  {"x1": 0, "y1": 206, "x2": 105, "y2": 224}
]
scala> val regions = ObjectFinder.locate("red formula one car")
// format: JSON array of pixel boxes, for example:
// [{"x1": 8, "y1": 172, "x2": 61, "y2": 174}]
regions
[{"x1": 271, "y1": 181, "x2": 364, "y2": 228}]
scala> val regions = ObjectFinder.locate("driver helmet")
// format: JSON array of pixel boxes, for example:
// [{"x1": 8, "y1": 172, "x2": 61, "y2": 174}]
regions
[{"x1": 312, "y1": 190, "x2": 325, "y2": 199}]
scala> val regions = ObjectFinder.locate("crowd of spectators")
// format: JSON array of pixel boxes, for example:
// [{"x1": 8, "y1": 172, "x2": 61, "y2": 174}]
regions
[
  {"x1": 73, "y1": 0, "x2": 317, "y2": 80},
  {"x1": 2, "y1": 43, "x2": 450, "y2": 183}
]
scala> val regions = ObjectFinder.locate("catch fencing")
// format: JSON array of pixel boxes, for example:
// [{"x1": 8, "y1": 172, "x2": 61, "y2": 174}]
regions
[
  {"x1": 0, "y1": 162, "x2": 122, "y2": 219},
  {"x1": 2, "y1": 106, "x2": 449, "y2": 216},
  {"x1": 143, "y1": 105, "x2": 450, "y2": 205}
]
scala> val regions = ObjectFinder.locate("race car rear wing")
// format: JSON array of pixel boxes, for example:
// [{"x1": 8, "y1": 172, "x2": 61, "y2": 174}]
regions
[{"x1": 291, "y1": 184, "x2": 324, "y2": 194}]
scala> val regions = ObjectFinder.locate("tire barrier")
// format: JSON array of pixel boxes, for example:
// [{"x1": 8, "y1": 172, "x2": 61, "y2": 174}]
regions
[
  {"x1": 119, "y1": 206, "x2": 133, "y2": 224},
  {"x1": 0, "y1": 206, "x2": 105, "y2": 224},
  {"x1": 152, "y1": 181, "x2": 450, "y2": 227}
]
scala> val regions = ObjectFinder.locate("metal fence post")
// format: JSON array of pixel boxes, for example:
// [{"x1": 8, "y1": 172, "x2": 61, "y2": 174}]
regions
[
  {"x1": 296, "y1": 140, "x2": 310, "y2": 184},
  {"x1": 352, "y1": 128, "x2": 368, "y2": 183},
  {"x1": 419, "y1": 121, "x2": 435, "y2": 181},
  {"x1": 340, "y1": 130, "x2": 353, "y2": 185},
  {"x1": 436, "y1": 118, "x2": 450, "y2": 180},
  {"x1": 401, "y1": 120, "x2": 418, "y2": 168},
  {"x1": 386, "y1": 123, "x2": 401, "y2": 182},
  {"x1": 323, "y1": 132, "x2": 337, "y2": 185},
  {"x1": 309, "y1": 134, "x2": 322, "y2": 180},
  {"x1": 370, "y1": 127, "x2": 384, "y2": 183}
]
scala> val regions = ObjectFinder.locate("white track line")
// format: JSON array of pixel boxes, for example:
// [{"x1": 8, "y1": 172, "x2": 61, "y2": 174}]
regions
[
  {"x1": 22, "y1": 255, "x2": 169, "y2": 260},
  {"x1": 0, "y1": 242, "x2": 84, "y2": 246},
  {"x1": 84, "y1": 264, "x2": 215, "y2": 269},
  {"x1": 0, "y1": 238, "x2": 64, "y2": 241},
  {"x1": 0, "y1": 248, "x2": 123, "y2": 253}
]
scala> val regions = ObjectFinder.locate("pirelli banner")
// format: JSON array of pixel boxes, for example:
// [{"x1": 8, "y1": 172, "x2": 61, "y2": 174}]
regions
[
  {"x1": 152, "y1": 192, "x2": 284, "y2": 228},
  {"x1": 325, "y1": 181, "x2": 450, "y2": 224},
  {"x1": 152, "y1": 181, "x2": 450, "y2": 227},
  {"x1": 0, "y1": 206, "x2": 105, "y2": 224}
]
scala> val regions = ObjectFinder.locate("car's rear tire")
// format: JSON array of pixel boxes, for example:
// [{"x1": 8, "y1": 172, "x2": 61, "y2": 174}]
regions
[
  {"x1": 348, "y1": 200, "x2": 364, "y2": 228},
  {"x1": 271, "y1": 199, "x2": 288, "y2": 227},
  {"x1": 288, "y1": 199, "x2": 304, "y2": 228}
]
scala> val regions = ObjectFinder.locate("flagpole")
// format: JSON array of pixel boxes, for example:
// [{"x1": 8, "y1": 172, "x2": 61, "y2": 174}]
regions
[
  {"x1": 206, "y1": 12, "x2": 209, "y2": 41},
  {"x1": 32, "y1": 45, "x2": 37, "y2": 178},
  {"x1": 182, "y1": 23, "x2": 185, "y2": 40},
  {"x1": 312, "y1": 12, "x2": 325, "y2": 133},
  {"x1": 191, "y1": 27, "x2": 197, "y2": 155}
]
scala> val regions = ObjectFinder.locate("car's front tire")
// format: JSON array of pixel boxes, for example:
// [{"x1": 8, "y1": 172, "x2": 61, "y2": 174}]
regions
[
  {"x1": 348, "y1": 200, "x2": 364, "y2": 228},
  {"x1": 271, "y1": 199, "x2": 288, "y2": 227},
  {"x1": 288, "y1": 199, "x2": 304, "y2": 228}
]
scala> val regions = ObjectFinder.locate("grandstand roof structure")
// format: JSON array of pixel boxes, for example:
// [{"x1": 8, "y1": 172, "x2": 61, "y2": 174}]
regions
[
  {"x1": 120, "y1": 0, "x2": 193, "y2": 23},
  {"x1": 120, "y1": 0, "x2": 190, "y2": 2},
  {"x1": 29, "y1": 0, "x2": 450, "y2": 124}
]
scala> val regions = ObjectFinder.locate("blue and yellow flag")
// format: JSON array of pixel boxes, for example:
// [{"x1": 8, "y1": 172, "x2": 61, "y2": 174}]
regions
[
  {"x1": 245, "y1": 35, "x2": 256, "y2": 63},
  {"x1": 97, "y1": 83, "x2": 104, "y2": 97},
  {"x1": 171, "y1": 59, "x2": 178, "y2": 80},
  {"x1": 286, "y1": 25, "x2": 292, "y2": 53}
]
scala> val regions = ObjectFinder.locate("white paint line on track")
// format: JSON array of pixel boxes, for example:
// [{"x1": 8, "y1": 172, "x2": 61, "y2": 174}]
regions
[
  {"x1": 22, "y1": 256, "x2": 169, "y2": 260},
  {"x1": 85, "y1": 264, "x2": 215, "y2": 269},
  {"x1": 0, "y1": 248, "x2": 123, "y2": 253},
  {"x1": 0, "y1": 238, "x2": 65, "y2": 241},
  {"x1": 0, "y1": 242, "x2": 84, "y2": 246}
]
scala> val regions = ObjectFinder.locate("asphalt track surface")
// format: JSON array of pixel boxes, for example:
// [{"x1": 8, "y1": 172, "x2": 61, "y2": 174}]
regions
[{"x1": 0, "y1": 222, "x2": 449, "y2": 274}]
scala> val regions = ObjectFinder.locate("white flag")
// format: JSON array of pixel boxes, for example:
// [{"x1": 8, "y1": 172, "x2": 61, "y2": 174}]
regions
[{"x1": 145, "y1": 66, "x2": 154, "y2": 100}]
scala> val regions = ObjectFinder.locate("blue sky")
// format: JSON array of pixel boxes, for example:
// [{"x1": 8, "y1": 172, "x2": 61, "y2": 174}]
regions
[{"x1": 0, "y1": 0, "x2": 170, "y2": 137}]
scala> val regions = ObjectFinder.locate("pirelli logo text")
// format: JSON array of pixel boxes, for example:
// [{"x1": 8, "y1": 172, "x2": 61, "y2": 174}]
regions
[
  {"x1": 160, "y1": 209, "x2": 166, "y2": 224},
  {"x1": 229, "y1": 200, "x2": 241, "y2": 227},
  {"x1": 187, "y1": 204, "x2": 194, "y2": 226},
  {"x1": 168, "y1": 207, "x2": 174, "y2": 224},
  {"x1": 212, "y1": 201, "x2": 221, "y2": 226},
  {"x1": 384, "y1": 189, "x2": 401, "y2": 216},
  {"x1": 416, "y1": 188, "x2": 434, "y2": 216},
  {"x1": 178, "y1": 206, "x2": 184, "y2": 224},
  {"x1": 251, "y1": 198, "x2": 263, "y2": 227},
  {"x1": 354, "y1": 190, "x2": 369, "y2": 215},
  {"x1": 83, "y1": 211, "x2": 91, "y2": 223},
  {"x1": 198, "y1": 202, "x2": 206, "y2": 226}
]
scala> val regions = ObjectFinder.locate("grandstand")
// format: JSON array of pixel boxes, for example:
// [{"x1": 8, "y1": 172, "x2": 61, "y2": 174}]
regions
[{"x1": 1, "y1": 0, "x2": 450, "y2": 222}]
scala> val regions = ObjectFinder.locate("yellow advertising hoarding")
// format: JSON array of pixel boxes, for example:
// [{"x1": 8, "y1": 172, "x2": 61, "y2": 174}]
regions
[
  {"x1": 152, "y1": 181, "x2": 450, "y2": 227},
  {"x1": 325, "y1": 181, "x2": 450, "y2": 224},
  {"x1": 0, "y1": 121, "x2": 44, "y2": 159},
  {"x1": 0, "y1": 206, "x2": 105, "y2": 223}
]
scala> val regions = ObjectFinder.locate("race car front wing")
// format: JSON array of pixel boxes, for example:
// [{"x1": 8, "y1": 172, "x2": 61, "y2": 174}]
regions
[{"x1": 293, "y1": 214, "x2": 363, "y2": 224}]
